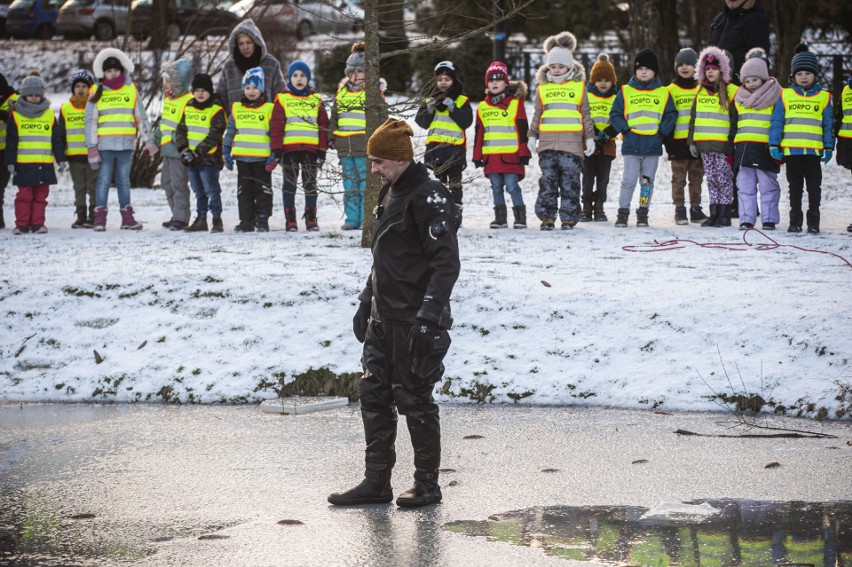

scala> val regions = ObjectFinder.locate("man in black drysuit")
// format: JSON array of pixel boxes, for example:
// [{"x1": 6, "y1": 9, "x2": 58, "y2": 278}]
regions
[{"x1": 328, "y1": 118, "x2": 461, "y2": 508}]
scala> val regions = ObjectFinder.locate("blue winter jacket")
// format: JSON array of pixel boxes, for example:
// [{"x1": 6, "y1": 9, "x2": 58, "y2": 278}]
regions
[
  {"x1": 609, "y1": 76, "x2": 678, "y2": 156},
  {"x1": 769, "y1": 81, "x2": 834, "y2": 157}
]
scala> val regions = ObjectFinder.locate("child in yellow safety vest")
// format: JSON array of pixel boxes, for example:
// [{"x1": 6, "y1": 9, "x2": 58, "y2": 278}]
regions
[
  {"x1": 473, "y1": 61, "x2": 531, "y2": 229},
  {"x1": 414, "y1": 60, "x2": 473, "y2": 212},
  {"x1": 835, "y1": 71, "x2": 852, "y2": 233},
  {"x1": 769, "y1": 43, "x2": 835, "y2": 234},
  {"x1": 0, "y1": 72, "x2": 19, "y2": 230},
  {"x1": 224, "y1": 67, "x2": 275, "y2": 233},
  {"x1": 85, "y1": 47, "x2": 155, "y2": 231},
  {"x1": 730, "y1": 48, "x2": 782, "y2": 230},
  {"x1": 269, "y1": 60, "x2": 329, "y2": 232},
  {"x1": 609, "y1": 48, "x2": 678, "y2": 228},
  {"x1": 664, "y1": 48, "x2": 708, "y2": 225},
  {"x1": 528, "y1": 31, "x2": 595, "y2": 231},
  {"x1": 688, "y1": 46, "x2": 736, "y2": 228},
  {"x1": 154, "y1": 59, "x2": 194, "y2": 231},
  {"x1": 175, "y1": 73, "x2": 227, "y2": 233},
  {"x1": 57, "y1": 69, "x2": 97, "y2": 229},
  {"x1": 582, "y1": 53, "x2": 619, "y2": 223},
  {"x1": 329, "y1": 42, "x2": 387, "y2": 231},
  {"x1": 5, "y1": 72, "x2": 66, "y2": 235}
]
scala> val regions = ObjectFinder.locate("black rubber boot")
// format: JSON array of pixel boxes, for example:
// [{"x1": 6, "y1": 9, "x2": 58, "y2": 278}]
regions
[
  {"x1": 328, "y1": 476, "x2": 393, "y2": 506},
  {"x1": 512, "y1": 205, "x2": 527, "y2": 229},
  {"x1": 396, "y1": 472, "x2": 442, "y2": 508},
  {"x1": 788, "y1": 209, "x2": 803, "y2": 232},
  {"x1": 635, "y1": 207, "x2": 649, "y2": 227},
  {"x1": 714, "y1": 204, "x2": 731, "y2": 227},
  {"x1": 614, "y1": 207, "x2": 629, "y2": 227},
  {"x1": 701, "y1": 205, "x2": 719, "y2": 227},
  {"x1": 489, "y1": 205, "x2": 508, "y2": 229},
  {"x1": 806, "y1": 209, "x2": 820, "y2": 234}
]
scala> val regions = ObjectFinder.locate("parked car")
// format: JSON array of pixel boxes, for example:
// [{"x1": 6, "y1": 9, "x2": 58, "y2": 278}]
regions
[
  {"x1": 56, "y1": 0, "x2": 129, "y2": 40},
  {"x1": 228, "y1": 0, "x2": 363, "y2": 40},
  {"x1": 5, "y1": 0, "x2": 63, "y2": 38},
  {"x1": 0, "y1": 0, "x2": 16, "y2": 37},
  {"x1": 129, "y1": 0, "x2": 238, "y2": 41}
]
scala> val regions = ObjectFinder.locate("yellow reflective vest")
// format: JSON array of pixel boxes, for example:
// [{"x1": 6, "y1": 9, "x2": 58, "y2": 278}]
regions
[
  {"x1": 587, "y1": 91, "x2": 615, "y2": 133},
  {"x1": 184, "y1": 104, "x2": 224, "y2": 155},
  {"x1": 277, "y1": 92, "x2": 322, "y2": 147},
  {"x1": 425, "y1": 94, "x2": 468, "y2": 146},
  {"x1": 61, "y1": 102, "x2": 87, "y2": 157},
  {"x1": 667, "y1": 83, "x2": 699, "y2": 140},
  {"x1": 780, "y1": 88, "x2": 831, "y2": 153},
  {"x1": 734, "y1": 102, "x2": 772, "y2": 144},
  {"x1": 621, "y1": 85, "x2": 669, "y2": 136},
  {"x1": 537, "y1": 82, "x2": 584, "y2": 133},
  {"x1": 12, "y1": 108, "x2": 55, "y2": 164},
  {"x1": 837, "y1": 85, "x2": 852, "y2": 139},
  {"x1": 0, "y1": 93, "x2": 20, "y2": 151},
  {"x1": 478, "y1": 98, "x2": 520, "y2": 155},
  {"x1": 161, "y1": 92, "x2": 193, "y2": 147},
  {"x1": 333, "y1": 88, "x2": 365, "y2": 137},
  {"x1": 94, "y1": 84, "x2": 138, "y2": 137},
  {"x1": 693, "y1": 87, "x2": 731, "y2": 143},
  {"x1": 230, "y1": 101, "x2": 273, "y2": 158}
]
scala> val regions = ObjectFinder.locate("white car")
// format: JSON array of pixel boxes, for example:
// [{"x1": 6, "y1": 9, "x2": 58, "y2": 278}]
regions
[{"x1": 229, "y1": 0, "x2": 363, "y2": 40}]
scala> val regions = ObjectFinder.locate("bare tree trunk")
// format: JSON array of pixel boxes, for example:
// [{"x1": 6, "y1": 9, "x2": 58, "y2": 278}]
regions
[
  {"x1": 627, "y1": 0, "x2": 679, "y2": 84},
  {"x1": 361, "y1": 0, "x2": 383, "y2": 248},
  {"x1": 765, "y1": 0, "x2": 809, "y2": 84}
]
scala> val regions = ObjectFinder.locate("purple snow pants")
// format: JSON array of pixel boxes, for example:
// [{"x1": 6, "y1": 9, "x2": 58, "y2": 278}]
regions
[
  {"x1": 736, "y1": 166, "x2": 781, "y2": 225},
  {"x1": 701, "y1": 152, "x2": 733, "y2": 205}
]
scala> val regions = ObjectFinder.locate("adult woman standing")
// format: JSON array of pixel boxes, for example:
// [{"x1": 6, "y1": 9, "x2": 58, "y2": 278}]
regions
[{"x1": 217, "y1": 19, "x2": 286, "y2": 106}]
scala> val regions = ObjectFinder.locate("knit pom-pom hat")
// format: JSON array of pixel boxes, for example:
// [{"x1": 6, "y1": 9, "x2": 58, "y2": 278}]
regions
[
  {"x1": 345, "y1": 42, "x2": 365, "y2": 75},
  {"x1": 739, "y1": 47, "x2": 770, "y2": 82},
  {"x1": 590, "y1": 53, "x2": 617, "y2": 84},
  {"x1": 543, "y1": 31, "x2": 576, "y2": 69}
]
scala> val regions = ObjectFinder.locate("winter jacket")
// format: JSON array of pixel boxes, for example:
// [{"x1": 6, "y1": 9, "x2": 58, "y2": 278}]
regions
[
  {"x1": 835, "y1": 75, "x2": 852, "y2": 169},
  {"x1": 84, "y1": 75, "x2": 152, "y2": 152},
  {"x1": 414, "y1": 78, "x2": 472, "y2": 171},
  {"x1": 769, "y1": 81, "x2": 834, "y2": 157},
  {"x1": 328, "y1": 78, "x2": 388, "y2": 158},
  {"x1": 609, "y1": 76, "x2": 678, "y2": 157},
  {"x1": 269, "y1": 86, "x2": 329, "y2": 156},
  {"x1": 528, "y1": 64, "x2": 594, "y2": 158},
  {"x1": 154, "y1": 59, "x2": 193, "y2": 159},
  {"x1": 358, "y1": 161, "x2": 460, "y2": 328},
  {"x1": 688, "y1": 82, "x2": 736, "y2": 155},
  {"x1": 472, "y1": 81, "x2": 531, "y2": 177},
  {"x1": 707, "y1": 0, "x2": 771, "y2": 84},
  {"x1": 584, "y1": 82, "x2": 617, "y2": 158},
  {"x1": 223, "y1": 92, "x2": 271, "y2": 164},
  {"x1": 216, "y1": 19, "x2": 286, "y2": 107},
  {"x1": 174, "y1": 97, "x2": 227, "y2": 169},
  {"x1": 731, "y1": 77, "x2": 782, "y2": 173},
  {"x1": 664, "y1": 77, "x2": 700, "y2": 160},
  {"x1": 5, "y1": 97, "x2": 65, "y2": 186}
]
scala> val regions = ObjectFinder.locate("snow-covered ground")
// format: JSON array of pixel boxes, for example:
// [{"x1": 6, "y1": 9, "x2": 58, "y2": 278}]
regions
[{"x1": 1, "y1": 85, "x2": 851, "y2": 418}]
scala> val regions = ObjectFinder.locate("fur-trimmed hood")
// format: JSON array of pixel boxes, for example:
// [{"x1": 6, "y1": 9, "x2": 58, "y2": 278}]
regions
[
  {"x1": 697, "y1": 46, "x2": 731, "y2": 83},
  {"x1": 161, "y1": 59, "x2": 192, "y2": 97},
  {"x1": 534, "y1": 62, "x2": 586, "y2": 86},
  {"x1": 92, "y1": 48, "x2": 134, "y2": 80},
  {"x1": 228, "y1": 19, "x2": 268, "y2": 60}
]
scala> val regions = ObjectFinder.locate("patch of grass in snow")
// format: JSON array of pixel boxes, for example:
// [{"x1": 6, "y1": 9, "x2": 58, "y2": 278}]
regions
[
  {"x1": 14, "y1": 359, "x2": 56, "y2": 371},
  {"x1": 273, "y1": 366, "x2": 362, "y2": 400},
  {"x1": 39, "y1": 337, "x2": 60, "y2": 349},
  {"x1": 191, "y1": 289, "x2": 229, "y2": 299},
  {"x1": 76, "y1": 318, "x2": 119, "y2": 329},
  {"x1": 203, "y1": 276, "x2": 223, "y2": 283},
  {"x1": 63, "y1": 286, "x2": 101, "y2": 298},
  {"x1": 640, "y1": 340, "x2": 656, "y2": 352},
  {"x1": 118, "y1": 284, "x2": 154, "y2": 299},
  {"x1": 507, "y1": 390, "x2": 535, "y2": 403}
]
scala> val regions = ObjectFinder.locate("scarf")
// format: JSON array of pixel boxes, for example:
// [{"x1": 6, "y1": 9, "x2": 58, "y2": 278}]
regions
[
  {"x1": 487, "y1": 91, "x2": 507, "y2": 106},
  {"x1": 734, "y1": 77, "x2": 781, "y2": 110},
  {"x1": 287, "y1": 83, "x2": 310, "y2": 97},
  {"x1": 70, "y1": 94, "x2": 89, "y2": 108},
  {"x1": 673, "y1": 76, "x2": 698, "y2": 89},
  {"x1": 240, "y1": 92, "x2": 268, "y2": 108},
  {"x1": 14, "y1": 96, "x2": 50, "y2": 118},
  {"x1": 103, "y1": 73, "x2": 125, "y2": 91},
  {"x1": 233, "y1": 50, "x2": 262, "y2": 74},
  {"x1": 346, "y1": 81, "x2": 365, "y2": 92},
  {"x1": 547, "y1": 66, "x2": 576, "y2": 84}
]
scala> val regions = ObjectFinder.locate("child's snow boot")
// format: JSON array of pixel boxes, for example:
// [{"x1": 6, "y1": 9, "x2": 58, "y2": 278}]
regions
[
  {"x1": 489, "y1": 205, "x2": 507, "y2": 229},
  {"x1": 285, "y1": 207, "x2": 298, "y2": 232},
  {"x1": 255, "y1": 213, "x2": 269, "y2": 232},
  {"x1": 120, "y1": 206, "x2": 142, "y2": 230},
  {"x1": 674, "y1": 206, "x2": 688, "y2": 225},
  {"x1": 593, "y1": 201, "x2": 607, "y2": 222},
  {"x1": 635, "y1": 207, "x2": 649, "y2": 227},
  {"x1": 714, "y1": 204, "x2": 731, "y2": 227},
  {"x1": 689, "y1": 206, "x2": 708, "y2": 223},
  {"x1": 92, "y1": 206, "x2": 107, "y2": 231},
  {"x1": 83, "y1": 205, "x2": 95, "y2": 228},
  {"x1": 539, "y1": 217, "x2": 555, "y2": 231},
  {"x1": 701, "y1": 205, "x2": 719, "y2": 227},
  {"x1": 512, "y1": 205, "x2": 527, "y2": 229},
  {"x1": 211, "y1": 216, "x2": 223, "y2": 233},
  {"x1": 579, "y1": 202, "x2": 592, "y2": 222},
  {"x1": 72, "y1": 206, "x2": 87, "y2": 228},
  {"x1": 614, "y1": 207, "x2": 629, "y2": 227},
  {"x1": 305, "y1": 207, "x2": 319, "y2": 232},
  {"x1": 806, "y1": 210, "x2": 820, "y2": 234}
]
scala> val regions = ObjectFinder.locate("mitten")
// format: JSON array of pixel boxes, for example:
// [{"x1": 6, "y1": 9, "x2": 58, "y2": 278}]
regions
[
  {"x1": 769, "y1": 146, "x2": 783, "y2": 161},
  {"x1": 584, "y1": 138, "x2": 595, "y2": 157},
  {"x1": 352, "y1": 301, "x2": 371, "y2": 343},
  {"x1": 180, "y1": 149, "x2": 196, "y2": 165},
  {"x1": 821, "y1": 149, "x2": 833, "y2": 164},
  {"x1": 443, "y1": 97, "x2": 455, "y2": 110},
  {"x1": 88, "y1": 147, "x2": 101, "y2": 170},
  {"x1": 689, "y1": 144, "x2": 699, "y2": 158},
  {"x1": 223, "y1": 147, "x2": 234, "y2": 171}
]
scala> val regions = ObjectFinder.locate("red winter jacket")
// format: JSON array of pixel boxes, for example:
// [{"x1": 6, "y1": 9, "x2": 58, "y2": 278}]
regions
[
  {"x1": 269, "y1": 87, "x2": 329, "y2": 155},
  {"x1": 472, "y1": 81, "x2": 531, "y2": 179}
]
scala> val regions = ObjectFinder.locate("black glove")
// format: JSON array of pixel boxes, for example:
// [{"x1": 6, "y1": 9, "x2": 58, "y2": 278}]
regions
[
  {"x1": 180, "y1": 149, "x2": 196, "y2": 165},
  {"x1": 473, "y1": 159, "x2": 483, "y2": 168},
  {"x1": 408, "y1": 319, "x2": 439, "y2": 360},
  {"x1": 352, "y1": 301, "x2": 371, "y2": 343}
]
